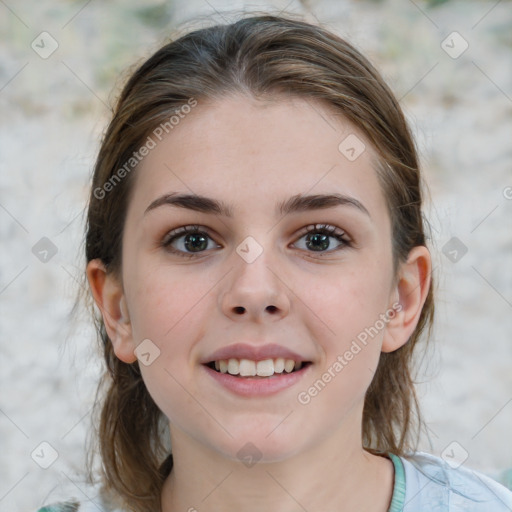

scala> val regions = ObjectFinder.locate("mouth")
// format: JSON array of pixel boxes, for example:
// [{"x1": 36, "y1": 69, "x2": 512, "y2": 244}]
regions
[{"x1": 204, "y1": 358, "x2": 313, "y2": 378}]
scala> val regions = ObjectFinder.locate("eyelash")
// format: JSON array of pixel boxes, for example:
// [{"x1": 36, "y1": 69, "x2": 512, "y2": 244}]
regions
[{"x1": 161, "y1": 223, "x2": 352, "y2": 259}]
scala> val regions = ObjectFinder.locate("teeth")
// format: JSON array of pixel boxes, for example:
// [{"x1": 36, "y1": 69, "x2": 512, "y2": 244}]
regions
[
  {"x1": 274, "y1": 358, "x2": 285, "y2": 373},
  {"x1": 256, "y1": 359, "x2": 274, "y2": 377},
  {"x1": 239, "y1": 359, "x2": 256, "y2": 377},
  {"x1": 284, "y1": 359, "x2": 295, "y2": 373},
  {"x1": 219, "y1": 360, "x2": 228, "y2": 373},
  {"x1": 227, "y1": 358, "x2": 239, "y2": 375},
  {"x1": 213, "y1": 357, "x2": 306, "y2": 377}
]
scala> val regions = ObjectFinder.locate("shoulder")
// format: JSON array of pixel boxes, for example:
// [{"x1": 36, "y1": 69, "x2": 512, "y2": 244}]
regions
[
  {"x1": 398, "y1": 451, "x2": 512, "y2": 511},
  {"x1": 36, "y1": 504, "x2": 80, "y2": 512},
  {"x1": 35, "y1": 498, "x2": 123, "y2": 512},
  {"x1": 34, "y1": 481, "x2": 127, "y2": 512}
]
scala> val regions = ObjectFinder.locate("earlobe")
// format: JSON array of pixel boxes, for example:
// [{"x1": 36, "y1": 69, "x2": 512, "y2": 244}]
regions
[
  {"x1": 382, "y1": 246, "x2": 432, "y2": 353},
  {"x1": 86, "y1": 259, "x2": 137, "y2": 363}
]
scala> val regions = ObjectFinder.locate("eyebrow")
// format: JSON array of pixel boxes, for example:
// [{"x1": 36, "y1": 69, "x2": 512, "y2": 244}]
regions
[{"x1": 144, "y1": 192, "x2": 371, "y2": 219}]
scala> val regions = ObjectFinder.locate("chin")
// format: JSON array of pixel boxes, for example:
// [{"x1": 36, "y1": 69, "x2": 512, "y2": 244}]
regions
[{"x1": 211, "y1": 431, "x2": 304, "y2": 466}]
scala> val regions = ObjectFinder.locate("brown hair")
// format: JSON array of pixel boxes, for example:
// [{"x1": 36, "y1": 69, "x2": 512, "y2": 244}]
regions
[{"x1": 83, "y1": 13, "x2": 434, "y2": 512}]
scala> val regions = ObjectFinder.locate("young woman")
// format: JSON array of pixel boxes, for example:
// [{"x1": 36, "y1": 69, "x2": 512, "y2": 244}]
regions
[{"x1": 38, "y1": 14, "x2": 512, "y2": 512}]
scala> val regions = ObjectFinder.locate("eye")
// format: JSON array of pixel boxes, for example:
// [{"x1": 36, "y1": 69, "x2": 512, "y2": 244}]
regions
[
  {"x1": 161, "y1": 223, "x2": 351, "y2": 258},
  {"x1": 293, "y1": 224, "x2": 351, "y2": 254},
  {"x1": 161, "y1": 225, "x2": 220, "y2": 258}
]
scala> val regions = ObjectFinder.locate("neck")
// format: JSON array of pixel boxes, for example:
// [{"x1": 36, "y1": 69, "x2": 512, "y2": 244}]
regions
[{"x1": 161, "y1": 407, "x2": 394, "y2": 512}]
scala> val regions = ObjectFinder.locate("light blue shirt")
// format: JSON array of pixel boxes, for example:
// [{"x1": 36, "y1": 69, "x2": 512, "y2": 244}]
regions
[
  {"x1": 37, "y1": 451, "x2": 512, "y2": 511},
  {"x1": 388, "y1": 451, "x2": 512, "y2": 511}
]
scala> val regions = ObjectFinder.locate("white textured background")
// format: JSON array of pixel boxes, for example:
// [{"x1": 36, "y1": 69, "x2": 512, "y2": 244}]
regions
[{"x1": 1, "y1": 0, "x2": 511, "y2": 510}]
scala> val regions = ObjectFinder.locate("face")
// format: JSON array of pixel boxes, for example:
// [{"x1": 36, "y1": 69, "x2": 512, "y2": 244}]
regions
[{"x1": 113, "y1": 94, "x2": 406, "y2": 462}]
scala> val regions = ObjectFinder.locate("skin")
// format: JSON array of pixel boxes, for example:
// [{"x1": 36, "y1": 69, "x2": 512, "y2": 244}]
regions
[{"x1": 87, "y1": 94, "x2": 431, "y2": 512}]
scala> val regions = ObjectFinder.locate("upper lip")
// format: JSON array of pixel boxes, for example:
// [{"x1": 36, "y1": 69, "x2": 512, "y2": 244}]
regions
[{"x1": 201, "y1": 343, "x2": 311, "y2": 364}]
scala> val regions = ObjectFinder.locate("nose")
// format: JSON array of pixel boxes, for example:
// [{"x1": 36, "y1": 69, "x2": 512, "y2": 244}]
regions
[{"x1": 220, "y1": 249, "x2": 291, "y2": 322}]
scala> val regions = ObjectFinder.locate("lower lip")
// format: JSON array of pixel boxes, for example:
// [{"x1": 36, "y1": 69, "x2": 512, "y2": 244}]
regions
[{"x1": 202, "y1": 363, "x2": 312, "y2": 397}]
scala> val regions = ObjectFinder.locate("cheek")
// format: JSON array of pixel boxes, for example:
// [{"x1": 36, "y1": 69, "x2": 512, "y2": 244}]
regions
[
  {"x1": 299, "y1": 274, "x2": 387, "y2": 413},
  {"x1": 302, "y1": 262, "x2": 392, "y2": 398},
  {"x1": 126, "y1": 269, "x2": 213, "y2": 425},
  {"x1": 127, "y1": 264, "x2": 211, "y2": 343},
  {"x1": 304, "y1": 263, "x2": 392, "y2": 341}
]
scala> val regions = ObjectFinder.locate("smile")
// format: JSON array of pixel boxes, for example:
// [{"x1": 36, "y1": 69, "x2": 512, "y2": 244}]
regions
[
  {"x1": 202, "y1": 359, "x2": 313, "y2": 397},
  {"x1": 206, "y1": 357, "x2": 310, "y2": 377}
]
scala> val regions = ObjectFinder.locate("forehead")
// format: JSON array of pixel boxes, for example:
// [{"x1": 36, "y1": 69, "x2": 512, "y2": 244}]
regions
[{"x1": 129, "y1": 94, "x2": 388, "y2": 223}]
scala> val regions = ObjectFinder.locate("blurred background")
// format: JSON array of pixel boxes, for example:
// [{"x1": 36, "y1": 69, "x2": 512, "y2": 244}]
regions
[{"x1": 1, "y1": 0, "x2": 511, "y2": 510}]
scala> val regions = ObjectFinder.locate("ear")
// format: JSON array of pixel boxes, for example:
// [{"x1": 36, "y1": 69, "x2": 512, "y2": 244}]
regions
[
  {"x1": 86, "y1": 259, "x2": 137, "y2": 363},
  {"x1": 382, "y1": 245, "x2": 432, "y2": 353}
]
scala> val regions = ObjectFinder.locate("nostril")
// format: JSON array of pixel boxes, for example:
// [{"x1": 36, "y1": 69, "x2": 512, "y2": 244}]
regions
[{"x1": 234, "y1": 306, "x2": 245, "y2": 314}]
